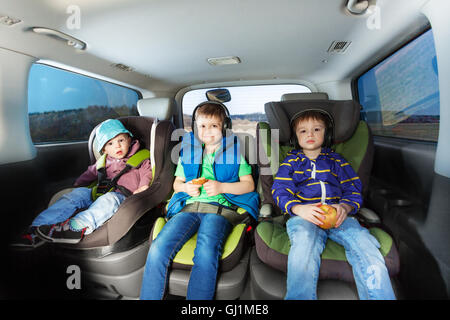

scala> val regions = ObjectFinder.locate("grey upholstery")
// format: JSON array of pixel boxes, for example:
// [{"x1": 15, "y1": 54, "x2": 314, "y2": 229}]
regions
[
  {"x1": 168, "y1": 249, "x2": 251, "y2": 300},
  {"x1": 281, "y1": 92, "x2": 329, "y2": 101},
  {"x1": 137, "y1": 97, "x2": 175, "y2": 120}
]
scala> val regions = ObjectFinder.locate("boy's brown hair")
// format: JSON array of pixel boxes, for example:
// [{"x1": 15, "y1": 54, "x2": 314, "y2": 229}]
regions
[
  {"x1": 291, "y1": 109, "x2": 334, "y2": 148},
  {"x1": 291, "y1": 110, "x2": 329, "y2": 131},
  {"x1": 195, "y1": 103, "x2": 226, "y2": 122}
]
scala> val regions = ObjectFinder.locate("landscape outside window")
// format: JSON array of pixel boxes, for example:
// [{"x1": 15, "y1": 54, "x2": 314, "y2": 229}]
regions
[
  {"x1": 28, "y1": 63, "x2": 139, "y2": 144},
  {"x1": 357, "y1": 29, "x2": 439, "y2": 142},
  {"x1": 182, "y1": 84, "x2": 311, "y2": 137}
]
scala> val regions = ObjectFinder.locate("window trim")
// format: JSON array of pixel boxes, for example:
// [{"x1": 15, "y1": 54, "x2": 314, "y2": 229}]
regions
[
  {"x1": 33, "y1": 62, "x2": 143, "y2": 100},
  {"x1": 351, "y1": 26, "x2": 439, "y2": 143}
]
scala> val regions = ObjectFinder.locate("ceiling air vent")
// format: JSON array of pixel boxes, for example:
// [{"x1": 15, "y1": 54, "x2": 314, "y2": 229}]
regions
[
  {"x1": 327, "y1": 41, "x2": 352, "y2": 54},
  {"x1": 111, "y1": 63, "x2": 134, "y2": 72}
]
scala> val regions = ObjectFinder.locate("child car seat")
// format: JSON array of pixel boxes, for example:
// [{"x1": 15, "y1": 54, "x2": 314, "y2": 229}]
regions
[
  {"x1": 250, "y1": 96, "x2": 401, "y2": 299},
  {"x1": 147, "y1": 132, "x2": 259, "y2": 299},
  {"x1": 45, "y1": 98, "x2": 176, "y2": 298}
]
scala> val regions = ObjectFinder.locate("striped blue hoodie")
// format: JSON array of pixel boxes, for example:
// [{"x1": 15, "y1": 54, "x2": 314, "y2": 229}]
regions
[{"x1": 272, "y1": 147, "x2": 363, "y2": 216}]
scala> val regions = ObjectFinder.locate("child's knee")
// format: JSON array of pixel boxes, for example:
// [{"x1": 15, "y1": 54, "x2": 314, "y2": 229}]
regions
[
  {"x1": 148, "y1": 240, "x2": 171, "y2": 264},
  {"x1": 96, "y1": 191, "x2": 124, "y2": 205},
  {"x1": 287, "y1": 216, "x2": 322, "y2": 243},
  {"x1": 62, "y1": 187, "x2": 91, "y2": 202}
]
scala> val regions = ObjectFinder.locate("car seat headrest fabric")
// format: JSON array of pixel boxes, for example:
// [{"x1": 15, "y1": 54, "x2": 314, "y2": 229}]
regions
[
  {"x1": 281, "y1": 92, "x2": 329, "y2": 101},
  {"x1": 265, "y1": 99, "x2": 361, "y2": 145},
  {"x1": 89, "y1": 116, "x2": 156, "y2": 163},
  {"x1": 137, "y1": 97, "x2": 175, "y2": 120}
]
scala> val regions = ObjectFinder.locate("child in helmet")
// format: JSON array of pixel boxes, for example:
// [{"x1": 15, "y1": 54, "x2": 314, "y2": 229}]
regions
[{"x1": 13, "y1": 119, "x2": 151, "y2": 247}]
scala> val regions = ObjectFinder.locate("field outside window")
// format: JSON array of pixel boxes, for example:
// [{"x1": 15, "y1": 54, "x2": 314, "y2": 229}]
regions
[
  {"x1": 182, "y1": 84, "x2": 311, "y2": 137},
  {"x1": 28, "y1": 64, "x2": 140, "y2": 144},
  {"x1": 357, "y1": 29, "x2": 439, "y2": 142}
]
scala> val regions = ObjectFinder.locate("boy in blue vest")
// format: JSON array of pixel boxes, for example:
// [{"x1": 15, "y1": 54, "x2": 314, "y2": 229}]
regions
[{"x1": 140, "y1": 101, "x2": 259, "y2": 300}]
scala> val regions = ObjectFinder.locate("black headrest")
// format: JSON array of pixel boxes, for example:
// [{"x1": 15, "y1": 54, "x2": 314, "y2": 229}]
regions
[{"x1": 265, "y1": 99, "x2": 361, "y2": 144}]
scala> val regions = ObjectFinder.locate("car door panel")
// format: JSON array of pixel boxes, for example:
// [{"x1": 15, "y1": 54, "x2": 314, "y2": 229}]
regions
[{"x1": 366, "y1": 136, "x2": 448, "y2": 298}]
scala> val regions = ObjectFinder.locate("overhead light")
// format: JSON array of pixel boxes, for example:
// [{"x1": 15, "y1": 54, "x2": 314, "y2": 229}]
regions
[
  {"x1": 31, "y1": 27, "x2": 86, "y2": 50},
  {"x1": 207, "y1": 56, "x2": 241, "y2": 66},
  {"x1": 346, "y1": 0, "x2": 370, "y2": 15}
]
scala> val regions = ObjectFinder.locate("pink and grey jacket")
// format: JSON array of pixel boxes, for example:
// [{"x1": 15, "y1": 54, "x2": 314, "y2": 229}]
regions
[
  {"x1": 74, "y1": 140, "x2": 152, "y2": 194},
  {"x1": 272, "y1": 147, "x2": 363, "y2": 216}
]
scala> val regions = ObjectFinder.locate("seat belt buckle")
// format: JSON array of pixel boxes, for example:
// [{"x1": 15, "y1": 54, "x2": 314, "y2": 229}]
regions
[{"x1": 96, "y1": 180, "x2": 113, "y2": 194}]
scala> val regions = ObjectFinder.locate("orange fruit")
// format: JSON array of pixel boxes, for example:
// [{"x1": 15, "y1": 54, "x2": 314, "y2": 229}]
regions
[{"x1": 317, "y1": 204, "x2": 338, "y2": 229}]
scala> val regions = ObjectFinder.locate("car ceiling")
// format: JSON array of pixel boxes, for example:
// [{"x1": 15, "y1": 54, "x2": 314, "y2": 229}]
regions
[{"x1": 0, "y1": 0, "x2": 430, "y2": 94}]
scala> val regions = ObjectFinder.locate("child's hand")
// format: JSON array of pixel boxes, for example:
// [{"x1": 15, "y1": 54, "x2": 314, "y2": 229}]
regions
[
  {"x1": 133, "y1": 185, "x2": 149, "y2": 194},
  {"x1": 330, "y1": 203, "x2": 352, "y2": 228},
  {"x1": 203, "y1": 180, "x2": 222, "y2": 197},
  {"x1": 291, "y1": 204, "x2": 326, "y2": 226},
  {"x1": 185, "y1": 181, "x2": 202, "y2": 197}
]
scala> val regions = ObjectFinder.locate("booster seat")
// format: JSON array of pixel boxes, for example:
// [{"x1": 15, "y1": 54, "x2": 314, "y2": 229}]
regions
[
  {"x1": 250, "y1": 95, "x2": 401, "y2": 299},
  {"x1": 147, "y1": 124, "x2": 260, "y2": 299},
  {"x1": 45, "y1": 98, "x2": 176, "y2": 298}
]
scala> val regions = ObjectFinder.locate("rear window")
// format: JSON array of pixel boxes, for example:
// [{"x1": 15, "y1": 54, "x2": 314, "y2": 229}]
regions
[
  {"x1": 182, "y1": 84, "x2": 311, "y2": 137},
  {"x1": 357, "y1": 29, "x2": 439, "y2": 142},
  {"x1": 28, "y1": 63, "x2": 140, "y2": 144}
]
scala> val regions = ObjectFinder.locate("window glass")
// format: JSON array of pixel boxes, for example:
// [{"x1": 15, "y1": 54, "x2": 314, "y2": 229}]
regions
[
  {"x1": 357, "y1": 29, "x2": 439, "y2": 142},
  {"x1": 182, "y1": 84, "x2": 311, "y2": 137},
  {"x1": 28, "y1": 64, "x2": 140, "y2": 144}
]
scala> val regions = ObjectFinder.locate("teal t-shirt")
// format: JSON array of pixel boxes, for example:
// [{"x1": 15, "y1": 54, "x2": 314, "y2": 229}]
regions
[{"x1": 175, "y1": 151, "x2": 252, "y2": 207}]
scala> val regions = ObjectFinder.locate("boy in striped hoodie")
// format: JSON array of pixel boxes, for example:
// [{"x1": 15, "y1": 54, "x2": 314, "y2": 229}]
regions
[{"x1": 272, "y1": 109, "x2": 395, "y2": 300}]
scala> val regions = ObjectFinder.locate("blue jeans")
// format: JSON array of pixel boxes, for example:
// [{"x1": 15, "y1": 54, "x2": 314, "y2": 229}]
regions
[
  {"x1": 140, "y1": 211, "x2": 232, "y2": 300},
  {"x1": 31, "y1": 187, "x2": 126, "y2": 234},
  {"x1": 285, "y1": 216, "x2": 396, "y2": 300}
]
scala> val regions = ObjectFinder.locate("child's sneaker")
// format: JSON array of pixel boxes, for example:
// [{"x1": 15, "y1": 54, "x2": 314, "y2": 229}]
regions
[
  {"x1": 36, "y1": 219, "x2": 87, "y2": 244},
  {"x1": 10, "y1": 228, "x2": 45, "y2": 249}
]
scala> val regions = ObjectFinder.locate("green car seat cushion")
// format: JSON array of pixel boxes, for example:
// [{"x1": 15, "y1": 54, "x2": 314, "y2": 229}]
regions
[
  {"x1": 150, "y1": 217, "x2": 247, "y2": 272},
  {"x1": 333, "y1": 121, "x2": 369, "y2": 173},
  {"x1": 254, "y1": 220, "x2": 400, "y2": 282}
]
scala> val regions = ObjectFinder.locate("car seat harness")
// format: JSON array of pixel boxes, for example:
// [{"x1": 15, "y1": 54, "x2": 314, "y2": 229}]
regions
[{"x1": 91, "y1": 148, "x2": 150, "y2": 201}]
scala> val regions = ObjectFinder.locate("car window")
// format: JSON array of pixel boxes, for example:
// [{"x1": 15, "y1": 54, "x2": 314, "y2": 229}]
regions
[
  {"x1": 182, "y1": 84, "x2": 311, "y2": 137},
  {"x1": 28, "y1": 63, "x2": 140, "y2": 144},
  {"x1": 357, "y1": 29, "x2": 439, "y2": 142}
]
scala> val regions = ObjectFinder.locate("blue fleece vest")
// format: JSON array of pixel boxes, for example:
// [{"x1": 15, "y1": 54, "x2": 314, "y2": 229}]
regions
[{"x1": 166, "y1": 132, "x2": 260, "y2": 220}]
